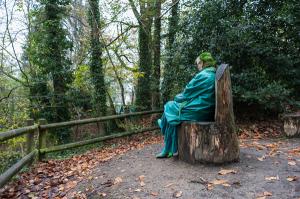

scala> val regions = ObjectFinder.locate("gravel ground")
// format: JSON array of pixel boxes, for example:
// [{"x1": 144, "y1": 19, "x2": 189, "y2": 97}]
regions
[{"x1": 68, "y1": 138, "x2": 300, "y2": 199}]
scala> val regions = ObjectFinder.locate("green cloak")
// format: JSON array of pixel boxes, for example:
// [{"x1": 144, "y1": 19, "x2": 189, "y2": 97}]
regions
[{"x1": 158, "y1": 66, "x2": 216, "y2": 155}]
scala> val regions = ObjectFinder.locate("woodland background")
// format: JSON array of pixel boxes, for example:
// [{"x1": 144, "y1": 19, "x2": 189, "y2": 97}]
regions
[{"x1": 0, "y1": 0, "x2": 299, "y2": 172}]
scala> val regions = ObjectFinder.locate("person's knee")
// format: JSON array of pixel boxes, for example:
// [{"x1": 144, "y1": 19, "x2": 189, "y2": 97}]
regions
[{"x1": 164, "y1": 101, "x2": 174, "y2": 109}]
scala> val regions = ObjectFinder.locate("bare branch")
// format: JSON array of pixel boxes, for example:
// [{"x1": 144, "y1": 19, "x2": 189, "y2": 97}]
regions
[
  {"x1": 0, "y1": 86, "x2": 18, "y2": 103},
  {"x1": 3, "y1": 0, "x2": 29, "y2": 83}
]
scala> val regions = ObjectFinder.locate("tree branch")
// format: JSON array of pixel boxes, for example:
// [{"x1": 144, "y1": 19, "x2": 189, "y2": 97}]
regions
[
  {"x1": 0, "y1": 86, "x2": 18, "y2": 103},
  {"x1": 159, "y1": 0, "x2": 180, "y2": 19}
]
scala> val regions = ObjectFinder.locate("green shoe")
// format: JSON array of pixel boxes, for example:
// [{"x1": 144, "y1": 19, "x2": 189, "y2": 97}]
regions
[
  {"x1": 156, "y1": 152, "x2": 168, "y2": 158},
  {"x1": 167, "y1": 152, "x2": 173, "y2": 158}
]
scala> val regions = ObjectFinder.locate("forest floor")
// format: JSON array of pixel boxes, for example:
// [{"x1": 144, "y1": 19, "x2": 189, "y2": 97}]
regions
[{"x1": 1, "y1": 120, "x2": 300, "y2": 199}]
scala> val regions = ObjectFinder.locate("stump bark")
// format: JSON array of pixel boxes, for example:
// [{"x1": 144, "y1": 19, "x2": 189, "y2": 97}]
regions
[
  {"x1": 178, "y1": 64, "x2": 240, "y2": 164},
  {"x1": 283, "y1": 113, "x2": 300, "y2": 137}
]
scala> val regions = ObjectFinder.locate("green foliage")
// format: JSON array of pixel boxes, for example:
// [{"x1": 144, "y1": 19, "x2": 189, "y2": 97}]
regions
[
  {"x1": 232, "y1": 67, "x2": 292, "y2": 112},
  {"x1": 0, "y1": 151, "x2": 22, "y2": 174},
  {"x1": 170, "y1": 0, "x2": 299, "y2": 114},
  {"x1": 27, "y1": 0, "x2": 73, "y2": 143},
  {"x1": 46, "y1": 142, "x2": 103, "y2": 160}
]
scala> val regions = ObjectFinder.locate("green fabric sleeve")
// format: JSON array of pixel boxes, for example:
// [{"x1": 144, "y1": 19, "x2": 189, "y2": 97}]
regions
[{"x1": 174, "y1": 70, "x2": 214, "y2": 103}]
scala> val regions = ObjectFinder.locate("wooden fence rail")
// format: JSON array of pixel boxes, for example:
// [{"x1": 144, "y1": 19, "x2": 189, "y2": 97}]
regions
[
  {"x1": 0, "y1": 110, "x2": 163, "y2": 188},
  {"x1": 0, "y1": 150, "x2": 37, "y2": 188},
  {"x1": 39, "y1": 109, "x2": 162, "y2": 130},
  {"x1": 0, "y1": 125, "x2": 38, "y2": 142}
]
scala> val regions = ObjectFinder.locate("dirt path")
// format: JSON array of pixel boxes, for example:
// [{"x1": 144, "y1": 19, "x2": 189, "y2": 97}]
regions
[{"x1": 68, "y1": 138, "x2": 300, "y2": 199}]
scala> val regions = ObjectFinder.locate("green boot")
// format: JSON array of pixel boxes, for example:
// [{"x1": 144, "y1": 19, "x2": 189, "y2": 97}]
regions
[
  {"x1": 156, "y1": 151, "x2": 168, "y2": 158},
  {"x1": 167, "y1": 152, "x2": 173, "y2": 158}
]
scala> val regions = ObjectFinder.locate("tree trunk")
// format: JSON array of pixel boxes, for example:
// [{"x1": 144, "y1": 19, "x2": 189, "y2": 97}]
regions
[
  {"x1": 178, "y1": 65, "x2": 240, "y2": 164},
  {"x1": 162, "y1": 0, "x2": 179, "y2": 103},
  {"x1": 88, "y1": 0, "x2": 106, "y2": 116},
  {"x1": 134, "y1": 1, "x2": 153, "y2": 111},
  {"x1": 44, "y1": 1, "x2": 72, "y2": 144},
  {"x1": 283, "y1": 113, "x2": 300, "y2": 137},
  {"x1": 178, "y1": 122, "x2": 239, "y2": 164},
  {"x1": 151, "y1": 0, "x2": 161, "y2": 109}
]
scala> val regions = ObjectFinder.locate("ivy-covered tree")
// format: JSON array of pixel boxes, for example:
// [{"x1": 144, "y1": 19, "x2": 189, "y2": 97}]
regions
[
  {"x1": 161, "y1": 0, "x2": 179, "y2": 103},
  {"x1": 151, "y1": 0, "x2": 162, "y2": 109},
  {"x1": 28, "y1": 0, "x2": 73, "y2": 143},
  {"x1": 129, "y1": 0, "x2": 154, "y2": 111},
  {"x1": 88, "y1": 0, "x2": 107, "y2": 116}
]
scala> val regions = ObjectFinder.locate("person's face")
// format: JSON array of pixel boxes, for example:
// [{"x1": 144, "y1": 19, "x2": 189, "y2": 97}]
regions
[{"x1": 195, "y1": 57, "x2": 203, "y2": 71}]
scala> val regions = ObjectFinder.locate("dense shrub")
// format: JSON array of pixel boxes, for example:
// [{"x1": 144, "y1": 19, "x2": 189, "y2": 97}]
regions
[{"x1": 167, "y1": 0, "x2": 299, "y2": 115}]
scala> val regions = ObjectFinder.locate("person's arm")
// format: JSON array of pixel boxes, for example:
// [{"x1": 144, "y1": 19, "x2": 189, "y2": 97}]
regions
[{"x1": 174, "y1": 72, "x2": 214, "y2": 103}]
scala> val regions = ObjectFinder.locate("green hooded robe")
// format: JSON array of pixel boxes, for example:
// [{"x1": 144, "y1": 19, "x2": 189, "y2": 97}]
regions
[{"x1": 158, "y1": 66, "x2": 216, "y2": 155}]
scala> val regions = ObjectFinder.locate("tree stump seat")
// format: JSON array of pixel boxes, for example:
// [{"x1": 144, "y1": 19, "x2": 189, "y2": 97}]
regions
[
  {"x1": 283, "y1": 113, "x2": 300, "y2": 137},
  {"x1": 178, "y1": 64, "x2": 240, "y2": 164}
]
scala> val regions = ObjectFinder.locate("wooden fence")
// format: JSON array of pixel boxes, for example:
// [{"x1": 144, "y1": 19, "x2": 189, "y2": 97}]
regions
[{"x1": 0, "y1": 110, "x2": 163, "y2": 188}]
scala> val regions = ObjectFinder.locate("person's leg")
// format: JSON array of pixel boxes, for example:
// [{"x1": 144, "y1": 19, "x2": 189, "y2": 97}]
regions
[
  {"x1": 156, "y1": 113, "x2": 169, "y2": 158},
  {"x1": 156, "y1": 114, "x2": 178, "y2": 158}
]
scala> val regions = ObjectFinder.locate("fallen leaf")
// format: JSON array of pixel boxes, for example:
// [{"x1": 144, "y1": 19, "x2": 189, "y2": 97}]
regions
[
  {"x1": 113, "y1": 177, "x2": 123, "y2": 185},
  {"x1": 190, "y1": 177, "x2": 207, "y2": 184},
  {"x1": 138, "y1": 175, "x2": 145, "y2": 181},
  {"x1": 151, "y1": 192, "x2": 159, "y2": 196},
  {"x1": 257, "y1": 156, "x2": 266, "y2": 161},
  {"x1": 287, "y1": 176, "x2": 298, "y2": 182},
  {"x1": 164, "y1": 183, "x2": 175, "y2": 188},
  {"x1": 263, "y1": 191, "x2": 272, "y2": 196},
  {"x1": 173, "y1": 191, "x2": 183, "y2": 198},
  {"x1": 222, "y1": 183, "x2": 231, "y2": 187},
  {"x1": 138, "y1": 175, "x2": 146, "y2": 186},
  {"x1": 288, "y1": 161, "x2": 296, "y2": 166},
  {"x1": 210, "y1": 179, "x2": 228, "y2": 185},
  {"x1": 265, "y1": 176, "x2": 279, "y2": 181},
  {"x1": 218, "y1": 169, "x2": 237, "y2": 175},
  {"x1": 98, "y1": 192, "x2": 107, "y2": 197},
  {"x1": 65, "y1": 181, "x2": 78, "y2": 190},
  {"x1": 207, "y1": 184, "x2": 214, "y2": 190},
  {"x1": 140, "y1": 181, "x2": 146, "y2": 187},
  {"x1": 256, "y1": 191, "x2": 272, "y2": 199},
  {"x1": 256, "y1": 196, "x2": 266, "y2": 199}
]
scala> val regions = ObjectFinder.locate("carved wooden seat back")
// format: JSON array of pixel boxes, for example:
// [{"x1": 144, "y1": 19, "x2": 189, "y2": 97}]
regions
[
  {"x1": 214, "y1": 64, "x2": 235, "y2": 128},
  {"x1": 178, "y1": 64, "x2": 240, "y2": 164}
]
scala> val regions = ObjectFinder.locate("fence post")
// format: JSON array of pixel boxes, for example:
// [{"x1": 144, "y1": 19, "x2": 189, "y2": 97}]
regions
[
  {"x1": 26, "y1": 119, "x2": 34, "y2": 154},
  {"x1": 38, "y1": 119, "x2": 47, "y2": 161},
  {"x1": 26, "y1": 119, "x2": 35, "y2": 166}
]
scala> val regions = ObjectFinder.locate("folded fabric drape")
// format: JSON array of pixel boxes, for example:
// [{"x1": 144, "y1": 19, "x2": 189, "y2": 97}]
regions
[{"x1": 157, "y1": 66, "x2": 216, "y2": 157}]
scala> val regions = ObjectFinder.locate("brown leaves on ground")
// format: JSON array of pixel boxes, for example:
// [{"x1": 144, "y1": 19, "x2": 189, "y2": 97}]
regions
[
  {"x1": 173, "y1": 191, "x2": 183, "y2": 198},
  {"x1": 265, "y1": 176, "x2": 279, "y2": 181},
  {"x1": 0, "y1": 131, "x2": 162, "y2": 198},
  {"x1": 218, "y1": 169, "x2": 237, "y2": 175},
  {"x1": 288, "y1": 148, "x2": 300, "y2": 156},
  {"x1": 288, "y1": 161, "x2": 297, "y2": 166},
  {"x1": 207, "y1": 179, "x2": 231, "y2": 190},
  {"x1": 151, "y1": 192, "x2": 159, "y2": 196},
  {"x1": 238, "y1": 121, "x2": 283, "y2": 140},
  {"x1": 287, "y1": 176, "x2": 299, "y2": 182},
  {"x1": 256, "y1": 191, "x2": 273, "y2": 199},
  {"x1": 113, "y1": 177, "x2": 123, "y2": 185},
  {"x1": 138, "y1": 175, "x2": 146, "y2": 187}
]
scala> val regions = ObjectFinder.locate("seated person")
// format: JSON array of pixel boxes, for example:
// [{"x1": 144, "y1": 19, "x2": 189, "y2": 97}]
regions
[{"x1": 156, "y1": 52, "x2": 216, "y2": 158}]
